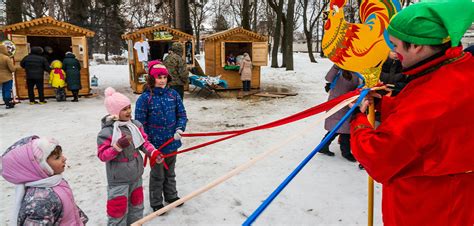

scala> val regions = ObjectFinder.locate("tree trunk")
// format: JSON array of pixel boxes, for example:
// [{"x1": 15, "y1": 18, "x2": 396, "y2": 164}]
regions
[
  {"x1": 305, "y1": 30, "x2": 317, "y2": 63},
  {"x1": 281, "y1": 22, "x2": 287, "y2": 67},
  {"x1": 270, "y1": 0, "x2": 283, "y2": 68},
  {"x1": 242, "y1": 0, "x2": 251, "y2": 30},
  {"x1": 48, "y1": 0, "x2": 55, "y2": 17},
  {"x1": 6, "y1": 0, "x2": 23, "y2": 24},
  {"x1": 252, "y1": 0, "x2": 257, "y2": 31},
  {"x1": 195, "y1": 30, "x2": 201, "y2": 54},
  {"x1": 104, "y1": 6, "x2": 109, "y2": 61},
  {"x1": 176, "y1": 0, "x2": 193, "y2": 35},
  {"x1": 284, "y1": 0, "x2": 295, "y2": 70},
  {"x1": 320, "y1": 25, "x2": 325, "y2": 57}
]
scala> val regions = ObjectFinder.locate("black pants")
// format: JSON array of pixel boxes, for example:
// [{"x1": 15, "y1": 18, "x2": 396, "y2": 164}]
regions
[
  {"x1": 27, "y1": 78, "x2": 45, "y2": 102},
  {"x1": 71, "y1": 90, "x2": 79, "y2": 100},
  {"x1": 55, "y1": 88, "x2": 66, "y2": 101},
  {"x1": 170, "y1": 85, "x2": 184, "y2": 100},
  {"x1": 320, "y1": 131, "x2": 351, "y2": 156},
  {"x1": 242, "y1": 80, "x2": 251, "y2": 91},
  {"x1": 149, "y1": 155, "x2": 178, "y2": 207}
]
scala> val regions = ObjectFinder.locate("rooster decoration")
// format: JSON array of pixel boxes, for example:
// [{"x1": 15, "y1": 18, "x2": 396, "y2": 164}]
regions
[{"x1": 322, "y1": 0, "x2": 401, "y2": 87}]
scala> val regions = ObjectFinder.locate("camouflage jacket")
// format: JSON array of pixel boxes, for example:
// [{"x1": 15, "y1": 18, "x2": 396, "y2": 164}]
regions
[{"x1": 163, "y1": 52, "x2": 188, "y2": 86}]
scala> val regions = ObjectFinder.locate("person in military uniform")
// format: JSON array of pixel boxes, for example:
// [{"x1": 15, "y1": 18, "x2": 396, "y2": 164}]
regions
[{"x1": 163, "y1": 42, "x2": 188, "y2": 100}]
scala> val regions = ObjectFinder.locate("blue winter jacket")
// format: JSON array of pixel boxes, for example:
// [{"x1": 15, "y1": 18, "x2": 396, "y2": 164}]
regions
[{"x1": 135, "y1": 87, "x2": 187, "y2": 154}]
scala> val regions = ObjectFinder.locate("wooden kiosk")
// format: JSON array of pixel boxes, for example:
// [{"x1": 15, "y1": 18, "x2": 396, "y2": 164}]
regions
[
  {"x1": 0, "y1": 16, "x2": 95, "y2": 99},
  {"x1": 122, "y1": 25, "x2": 195, "y2": 93},
  {"x1": 203, "y1": 27, "x2": 268, "y2": 89}
]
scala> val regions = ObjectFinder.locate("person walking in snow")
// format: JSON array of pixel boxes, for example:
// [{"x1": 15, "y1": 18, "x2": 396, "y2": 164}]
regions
[
  {"x1": 1, "y1": 136, "x2": 88, "y2": 225},
  {"x1": 350, "y1": 1, "x2": 474, "y2": 225},
  {"x1": 318, "y1": 64, "x2": 361, "y2": 162},
  {"x1": 49, "y1": 60, "x2": 67, "y2": 101},
  {"x1": 63, "y1": 52, "x2": 82, "y2": 102},
  {"x1": 97, "y1": 87, "x2": 162, "y2": 225},
  {"x1": 135, "y1": 60, "x2": 188, "y2": 212}
]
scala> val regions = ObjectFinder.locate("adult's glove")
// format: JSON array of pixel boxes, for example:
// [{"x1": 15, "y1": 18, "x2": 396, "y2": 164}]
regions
[
  {"x1": 324, "y1": 82, "x2": 331, "y2": 93},
  {"x1": 174, "y1": 129, "x2": 184, "y2": 140},
  {"x1": 116, "y1": 134, "x2": 131, "y2": 149}
]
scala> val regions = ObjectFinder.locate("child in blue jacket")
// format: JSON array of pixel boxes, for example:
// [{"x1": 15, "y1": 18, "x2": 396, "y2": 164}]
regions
[{"x1": 135, "y1": 60, "x2": 187, "y2": 212}]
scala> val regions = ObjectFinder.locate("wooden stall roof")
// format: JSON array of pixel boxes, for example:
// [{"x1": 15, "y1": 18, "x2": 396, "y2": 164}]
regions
[
  {"x1": 0, "y1": 16, "x2": 95, "y2": 37},
  {"x1": 122, "y1": 24, "x2": 193, "y2": 40},
  {"x1": 204, "y1": 27, "x2": 268, "y2": 41}
]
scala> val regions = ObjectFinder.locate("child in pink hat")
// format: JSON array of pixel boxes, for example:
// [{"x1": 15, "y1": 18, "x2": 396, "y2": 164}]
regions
[
  {"x1": 1, "y1": 135, "x2": 88, "y2": 225},
  {"x1": 97, "y1": 87, "x2": 162, "y2": 225}
]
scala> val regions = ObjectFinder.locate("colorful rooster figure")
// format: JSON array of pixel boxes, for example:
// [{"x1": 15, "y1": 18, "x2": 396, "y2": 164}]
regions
[{"x1": 322, "y1": 0, "x2": 401, "y2": 87}]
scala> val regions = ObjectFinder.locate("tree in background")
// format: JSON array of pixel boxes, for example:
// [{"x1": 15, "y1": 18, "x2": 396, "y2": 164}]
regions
[
  {"x1": 5, "y1": 0, "x2": 23, "y2": 24},
  {"x1": 175, "y1": 0, "x2": 193, "y2": 35},
  {"x1": 300, "y1": 0, "x2": 328, "y2": 63},
  {"x1": 93, "y1": 0, "x2": 126, "y2": 60},
  {"x1": 213, "y1": 14, "x2": 229, "y2": 32},
  {"x1": 211, "y1": 0, "x2": 230, "y2": 32},
  {"x1": 69, "y1": 0, "x2": 91, "y2": 28},
  {"x1": 190, "y1": 0, "x2": 209, "y2": 54},
  {"x1": 241, "y1": 0, "x2": 250, "y2": 30},
  {"x1": 267, "y1": 0, "x2": 284, "y2": 68},
  {"x1": 22, "y1": 0, "x2": 47, "y2": 19},
  {"x1": 123, "y1": 0, "x2": 168, "y2": 28},
  {"x1": 284, "y1": 0, "x2": 296, "y2": 70}
]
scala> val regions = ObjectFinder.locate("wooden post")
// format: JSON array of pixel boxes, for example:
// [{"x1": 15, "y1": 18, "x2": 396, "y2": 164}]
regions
[{"x1": 367, "y1": 102, "x2": 375, "y2": 226}]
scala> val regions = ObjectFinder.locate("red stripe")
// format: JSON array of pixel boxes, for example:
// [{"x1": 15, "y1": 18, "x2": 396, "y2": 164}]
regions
[{"x1": 148, "y1": 89, "x2": 360, "y2": 163}]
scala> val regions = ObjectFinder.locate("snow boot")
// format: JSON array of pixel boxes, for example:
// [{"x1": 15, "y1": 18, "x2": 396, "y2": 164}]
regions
[
  {"x1": 151, "y1": 204, "x2": 167, "y2": 216},
  {"x1": 319, "y1": 148, "x2": 335, "y2": 156},
  {"x1": 166, "y1": 197, "x2": 184, "y2": 207}
]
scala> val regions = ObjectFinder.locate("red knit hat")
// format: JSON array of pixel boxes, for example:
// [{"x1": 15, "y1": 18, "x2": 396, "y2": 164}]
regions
[{"x1": 148, "y1": 60, "x2": 170, "y2": 79}]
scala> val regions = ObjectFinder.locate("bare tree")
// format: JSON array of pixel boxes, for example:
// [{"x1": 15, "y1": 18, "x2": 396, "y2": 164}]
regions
[
  {"x1": 284, "y1": 0, "x2": 296, "y2": 70},
  {"x1": 267, "y1": 0, "x2": 284, "y2": 68},
  {"x1": 175, "y1": 0, "x2": 193, "y2": 34},
  {"x1": 241, "y1": 0, "x2": 250, "y2": 29},
  {"x1": 22, "y1": 0, "x2": 48, "y2": 19},
  {"x1": 300, "y1": 0, "x2": 328, "y2": 63},
  {"x1": 190, "y1": 0, "x2": 209, "y2": 54}
]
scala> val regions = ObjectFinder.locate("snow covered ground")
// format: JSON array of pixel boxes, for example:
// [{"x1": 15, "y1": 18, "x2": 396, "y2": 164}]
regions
[{"x1": 0, "y1": 53, "x2": 382, "y2": 225}]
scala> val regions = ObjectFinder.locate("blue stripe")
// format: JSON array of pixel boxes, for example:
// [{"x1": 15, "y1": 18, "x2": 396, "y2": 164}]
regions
[{"x1": 243, "y1": 88, "x2": 370, "y2": 225}]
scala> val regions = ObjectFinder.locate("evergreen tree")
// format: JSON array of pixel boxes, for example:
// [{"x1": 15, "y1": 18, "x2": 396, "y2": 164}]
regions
[{"x1": 213, "y1": 14, "x2": 229, "y2": 32}]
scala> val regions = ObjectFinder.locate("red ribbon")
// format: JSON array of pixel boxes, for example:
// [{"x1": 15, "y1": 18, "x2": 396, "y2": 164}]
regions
[{"x1": 148, "y1": 89, "x2": 361, "y2": 165}]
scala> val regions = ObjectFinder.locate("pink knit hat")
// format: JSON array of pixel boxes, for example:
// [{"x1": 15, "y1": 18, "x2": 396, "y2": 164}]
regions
[
  {"x1": 104, "y1": 87, "x2": 131, "y2": 117},
  {"x1": 148, "y1": 60, "x2": 170, "y2": 79}
]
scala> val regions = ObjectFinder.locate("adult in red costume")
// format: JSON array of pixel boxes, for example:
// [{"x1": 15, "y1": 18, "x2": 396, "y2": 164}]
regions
[{"x1": 350, "y1": 0, "x2": 474, "y2": 225}]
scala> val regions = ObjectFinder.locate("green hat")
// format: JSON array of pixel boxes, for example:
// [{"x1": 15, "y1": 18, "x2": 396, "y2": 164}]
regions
[{"x1": 387, "y1": 0, "x2": 474, "y2": 47}]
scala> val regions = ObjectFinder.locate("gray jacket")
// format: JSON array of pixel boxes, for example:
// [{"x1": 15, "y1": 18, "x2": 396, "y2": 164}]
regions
[
  {"x1": 324, "y1": 65, "x2": 361, "y2": 134},
  {"x1": 97, "y1": 116, "x2": 155, "y2": 185}
]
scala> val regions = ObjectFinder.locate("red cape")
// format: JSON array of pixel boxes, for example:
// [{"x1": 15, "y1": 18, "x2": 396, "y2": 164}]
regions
[{"x1": 351, "y1": 52, "x2": 474, "y2": 226}]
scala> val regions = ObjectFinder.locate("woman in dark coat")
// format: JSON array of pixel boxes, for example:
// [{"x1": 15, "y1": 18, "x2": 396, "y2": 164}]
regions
[{"x1": 62, "y1": 52, "x2": 81, "y2": 102}]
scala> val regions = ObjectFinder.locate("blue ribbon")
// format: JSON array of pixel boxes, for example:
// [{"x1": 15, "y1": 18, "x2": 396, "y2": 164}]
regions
[{"x1": 243, "y1": 88, "x2": 370, "y2": 226}]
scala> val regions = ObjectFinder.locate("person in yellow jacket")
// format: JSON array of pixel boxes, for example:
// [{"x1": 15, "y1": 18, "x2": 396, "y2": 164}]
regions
[{"x1": 49, "y1": 60, "x2": 67, "y2": 101}]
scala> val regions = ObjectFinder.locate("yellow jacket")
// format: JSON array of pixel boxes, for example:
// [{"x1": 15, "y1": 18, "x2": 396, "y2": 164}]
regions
[{"x1": 49, "y1": 60, "x2": 66, "y2": 88}]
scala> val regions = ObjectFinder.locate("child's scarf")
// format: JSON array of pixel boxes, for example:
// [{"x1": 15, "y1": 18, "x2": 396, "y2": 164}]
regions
[
  {"x1": 111, "y1": 120, "x2": 145, "y2": 149},
  {"x1": 54, "y1": 68, "x2": 65, "y2": 80}
]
